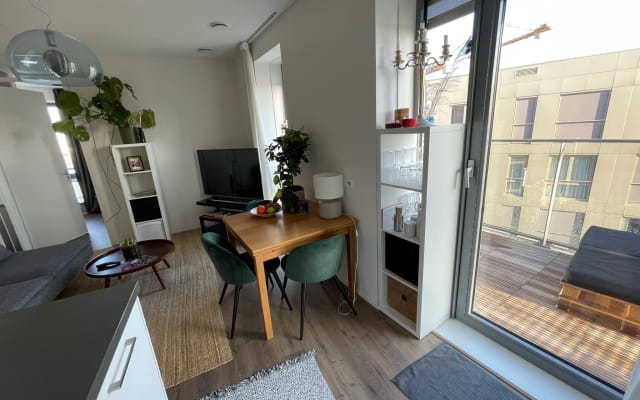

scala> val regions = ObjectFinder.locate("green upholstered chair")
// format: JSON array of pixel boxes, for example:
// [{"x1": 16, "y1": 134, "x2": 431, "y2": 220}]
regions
[
  {"x1": 201, "y1": 232, "x2": 292, "y2": 338},
  {"x1": 282, "y1": 235, "x2": 357, "y2": 340}
]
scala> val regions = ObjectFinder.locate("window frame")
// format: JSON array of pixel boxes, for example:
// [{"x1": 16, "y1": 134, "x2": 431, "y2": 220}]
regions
[
  {"x1": 505, "y1": 155, "x2": 528, "y2": 196},
  {"x1": 511, "y1": 97, "x2": 537, "y2": 139},
  {"x1": 555, "y1": 90, "x2": 611, "y2": 139},
  {"x1": 545, "y1": 155, "x2": 597, "y2": 202}
]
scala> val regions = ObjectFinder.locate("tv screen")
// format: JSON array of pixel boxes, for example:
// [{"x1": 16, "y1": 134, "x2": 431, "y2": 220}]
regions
[{"x1": 197, "y1": 148, "x2": 263, "y2": 199}]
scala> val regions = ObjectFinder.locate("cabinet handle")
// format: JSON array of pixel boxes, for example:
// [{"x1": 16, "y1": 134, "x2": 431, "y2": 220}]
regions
[
  {"x1": 108, "y1": 337, "x2": 136, "y2": 392},
  {"x1": 401, "y1": 294, "x2": 408, "y2": 302}
]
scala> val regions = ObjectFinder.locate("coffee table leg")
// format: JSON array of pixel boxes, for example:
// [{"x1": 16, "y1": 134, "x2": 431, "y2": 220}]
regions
[
  {"x1": 163, "y1": 258, "x2": 171, "y2": 268},
  {"x1": 105, "y1": 277, "x2": 111, "y2": 288},
  {"x1": 152, "y1": 265, "x2": 166, "y2": 289}
]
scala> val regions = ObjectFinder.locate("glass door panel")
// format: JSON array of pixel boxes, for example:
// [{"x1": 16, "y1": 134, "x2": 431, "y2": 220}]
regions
[{"x1": 453, "y1": 0, "x2": 640, "y2": 394}]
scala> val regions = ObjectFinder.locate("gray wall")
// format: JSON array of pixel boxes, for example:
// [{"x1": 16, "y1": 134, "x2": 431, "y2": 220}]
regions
[{"x1": 251, "y1": 0, "x2": 379, "y2": 304}]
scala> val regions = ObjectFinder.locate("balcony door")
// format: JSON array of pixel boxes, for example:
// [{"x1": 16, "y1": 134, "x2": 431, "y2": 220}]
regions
[{"x1": 454, "y1": 0, "x2": 640, "y2": 398}]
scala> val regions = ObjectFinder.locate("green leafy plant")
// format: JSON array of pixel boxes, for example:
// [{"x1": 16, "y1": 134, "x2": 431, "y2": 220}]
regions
[
  {"x1": 265, "y1": 127, "x2": 310, "y2": 203},
  {"x1": 122, "y1": 237, "x2": 136, "y2": 247},
  {"x1": 52, "y1": 76, "x2": 155, "y2": 141}
]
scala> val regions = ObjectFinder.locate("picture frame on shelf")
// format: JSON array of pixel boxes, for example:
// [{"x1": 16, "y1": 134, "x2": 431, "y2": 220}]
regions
[{"x1": 127, "y1": 155, "x2": 144, "y2": 172}]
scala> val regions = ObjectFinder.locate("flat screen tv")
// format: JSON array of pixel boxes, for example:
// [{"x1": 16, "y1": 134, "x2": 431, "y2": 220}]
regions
[{"x1": 197, "y1": 148, "x2": 263, "y2": 200}]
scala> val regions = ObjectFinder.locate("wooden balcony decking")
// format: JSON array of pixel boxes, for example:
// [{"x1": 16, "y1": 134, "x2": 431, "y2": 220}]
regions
[{"x1": 474, "y1": 231, "x2": 640, "y2": 391}]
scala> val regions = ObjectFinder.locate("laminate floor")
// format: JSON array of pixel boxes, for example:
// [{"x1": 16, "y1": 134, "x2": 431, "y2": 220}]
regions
[{"x1": 166, "y1": 237, "x2": 442, "y2": 399}]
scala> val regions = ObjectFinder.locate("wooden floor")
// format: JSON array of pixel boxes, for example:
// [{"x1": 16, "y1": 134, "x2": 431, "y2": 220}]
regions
[
  {"x1": 167, "y1": 257, "x2": 442, "y2": 399},
  {"x1": 474, "y1": 231, "x2": 640, "y2": 391}
]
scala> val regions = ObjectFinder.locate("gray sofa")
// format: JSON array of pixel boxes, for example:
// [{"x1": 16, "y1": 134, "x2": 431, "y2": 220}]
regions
[{"x1": 0, "y1": 236, "x2": 92, "y2": 313}]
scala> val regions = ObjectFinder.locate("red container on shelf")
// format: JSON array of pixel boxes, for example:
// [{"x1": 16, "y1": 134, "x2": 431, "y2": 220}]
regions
[{"x1": 401, "y1": 117, "x2": 417, "y2": 128}]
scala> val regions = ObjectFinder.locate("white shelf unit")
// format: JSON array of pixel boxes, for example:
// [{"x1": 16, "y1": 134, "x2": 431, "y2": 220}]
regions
[
  {"x1": 377, "y1": 125, "x2": 464, "y2": 339},
  {"x1": 111, "y1": 143, "x2": 171, "y2": 241}
]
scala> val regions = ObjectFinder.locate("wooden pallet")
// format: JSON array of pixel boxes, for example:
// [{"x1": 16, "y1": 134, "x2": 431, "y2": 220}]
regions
[{"x1": 557, "y1": 282, "x2": 640, "y2": 335}]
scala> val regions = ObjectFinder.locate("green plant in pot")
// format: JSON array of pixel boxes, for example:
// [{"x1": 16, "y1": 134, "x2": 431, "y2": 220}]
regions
[
  {"x1": 120, "y1": 237, "x2": 140, "y2": 261},
  {"x1": 265, "y1": 127, "x2": 310, "y2": 213},
  {"x1": 52, "y1": 76, "x2": 156, "y2": 143}
]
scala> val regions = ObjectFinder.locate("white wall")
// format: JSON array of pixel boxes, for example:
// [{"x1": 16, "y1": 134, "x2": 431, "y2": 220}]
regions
[
  {"x1": 251, "y1": 0, "x2": 379, "y2": 304},
  {"x1": 80, "y1": 54, "x2": 252, "y2": 243}
]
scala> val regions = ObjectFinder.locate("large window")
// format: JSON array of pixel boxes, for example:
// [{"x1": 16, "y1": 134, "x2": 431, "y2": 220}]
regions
[
  {"x1": 546, "y1": 155, "x2": 597, "y2": 201},
  {"x1": 505, "y1": 155, "x2": 527, "y2": 196},
  {"x1": 625, "y1": 218, "x2": 640, "y2": 234},
  {"x1": 512, "y1": 97, "x2": 536, "y2": 139},
  {"x1": 555, "y1": 91, "x2": 611, "y2": 139},
  {"x1": 537, "y1": 209, "x2": 585, "y2": 246}
]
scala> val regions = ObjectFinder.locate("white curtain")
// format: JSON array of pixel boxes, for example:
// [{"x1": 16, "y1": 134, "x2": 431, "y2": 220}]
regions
[{"x1": 240, "y1": 42, "x2": 275, "y2": 200}]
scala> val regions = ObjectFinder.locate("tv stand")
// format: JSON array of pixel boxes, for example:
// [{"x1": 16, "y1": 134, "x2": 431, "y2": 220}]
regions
[{"x1": 196, "y1": 196, "x2": 258, "y2": 212}]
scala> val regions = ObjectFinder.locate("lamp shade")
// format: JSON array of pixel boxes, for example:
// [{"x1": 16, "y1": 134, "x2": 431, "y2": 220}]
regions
[
  {"x1": 313, "y1": 172, "x2": 344, "y2": 199},
  {"x1": 7, "y1": 29, "x2": 103, "y2": 87}
]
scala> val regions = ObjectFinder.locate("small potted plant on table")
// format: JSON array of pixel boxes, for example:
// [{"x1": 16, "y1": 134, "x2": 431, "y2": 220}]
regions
[
  {"x1": 120, "y1": 238, "x2": 140, "y2": 261},
  {"x1": 265, "y1": 127, "x2": 311, "y2": 213}
]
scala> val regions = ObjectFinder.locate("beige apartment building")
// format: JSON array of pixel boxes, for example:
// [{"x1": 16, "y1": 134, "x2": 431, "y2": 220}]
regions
[{"x1": 430, "y1": 48, "x2": 640, "y2": 247}]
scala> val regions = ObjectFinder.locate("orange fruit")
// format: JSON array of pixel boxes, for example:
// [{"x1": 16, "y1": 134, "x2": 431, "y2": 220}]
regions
[{"x1": 256, "y1": 205, "x2": 266, "y2": 215}]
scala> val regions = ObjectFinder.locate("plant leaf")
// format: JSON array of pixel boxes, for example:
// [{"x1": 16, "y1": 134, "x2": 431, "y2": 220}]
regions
[
  {"x1": 57, "y1": 91, "x2": 83, "y2": 116},
  {"x1": 71, "y1": 126, "x2": 90, "y2": 141},
  {"x1": 140, "y1": 109, "x2": 155, "y2": 128},
  {"x1": 52, "y1": 120, "x2": 74, "y2": 133}
]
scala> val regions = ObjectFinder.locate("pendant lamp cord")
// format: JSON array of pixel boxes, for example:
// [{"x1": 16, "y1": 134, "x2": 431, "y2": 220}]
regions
[{"x1": 27, "y1": 0, "x2": 53, "y2": 30}]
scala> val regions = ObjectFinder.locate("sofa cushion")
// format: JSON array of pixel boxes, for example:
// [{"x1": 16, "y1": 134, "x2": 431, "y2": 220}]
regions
[
  {"x1": 0, "y1": 236, "x2": 91, "y2": 285},
  {"x1": 580, "y1": 226, "x2": 640, "y2": 258},
  {"x1": 0, "y1": 245, "x2": 11, "y2": 262},
  {"x1": 563, "y1": 245, "x2": 640, "y2": 304},
  {"x1": 0, "y1": 276, "x2": 53, "y2": 313}
]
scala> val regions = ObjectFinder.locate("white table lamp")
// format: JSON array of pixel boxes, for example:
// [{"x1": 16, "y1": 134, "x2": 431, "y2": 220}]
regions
[{"x1": 313, "y1": 172, "x2": 344, "y2": 219}]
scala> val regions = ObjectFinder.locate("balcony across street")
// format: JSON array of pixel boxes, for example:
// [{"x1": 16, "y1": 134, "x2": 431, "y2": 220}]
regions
[{"x1": 474, "y1": 229, "x2": 640, "y2": 391}]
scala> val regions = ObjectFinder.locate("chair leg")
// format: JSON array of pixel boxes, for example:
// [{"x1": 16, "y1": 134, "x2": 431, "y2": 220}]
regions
[
  {"x1": 219, "y1": 283, "x2": 229, "y2": 305},
  {"x1": 271, "y1": 272, "x2": 293, "y2": 311},
  {"x1": 268, "y1": 274, "x2": 274, "y2": 291},
  {"x1": 300, "y1": 283, "x2": 306, "y2": 340},
  {"x1": 333, "y1": 277, "x2": 358, "y2": 316},
  {"x1": 281, "y1": 276, "x2": 288, "y2": 301},
  {"x1": 231, "y1": 285, "x2": 241, "y2": 339}
]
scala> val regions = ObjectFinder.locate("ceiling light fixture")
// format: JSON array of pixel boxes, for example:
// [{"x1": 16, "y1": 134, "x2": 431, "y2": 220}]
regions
[
  {"x1": 197, "y1": 47, "x2": 216, "y2": 54},
  {"x1": 5, "y1": 2, "x2": 103, "y2": 87}
]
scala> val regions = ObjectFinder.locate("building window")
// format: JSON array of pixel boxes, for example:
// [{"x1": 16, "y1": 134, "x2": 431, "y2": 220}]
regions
[
  {"x1": 625, "y1": 218, "x2": 640, "y2": 234},
  {"x1": 538, "y1": 210, "x2": 585, "y2": 247},
  {"x1": 628, "y1": 158, "x2": 640, "y2": 203},
  {"x1": 512, "y1": 97, "x2": 537, "y2": 139},
  {"x1": 450, "y1": 104, "x2": 466, "y2": 124},
  {"x1": 555, "y1": 90, "x2": 610, "y2": 139},
  {"x1": 501, "y1": 206, "x2": 521, "y2": 230},
  {"x1": 506, "y1": 156, "x2": 528, "y2": 196},
  {"x1": 546, "y1": 155, "x2": 597, "y2": 201}
]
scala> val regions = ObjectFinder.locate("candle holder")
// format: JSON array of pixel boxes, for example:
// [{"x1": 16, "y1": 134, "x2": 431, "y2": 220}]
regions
[{"x1": 393, "y1": 21, "x2": 451, "y2": 126}]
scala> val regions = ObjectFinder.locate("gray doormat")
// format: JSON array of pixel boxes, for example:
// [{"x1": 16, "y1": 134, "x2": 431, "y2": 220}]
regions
[
  {"x1": 198, "y1": 350, "x2": 334, "y2": 400},
  {"x1": 392, "y1": 343, "x2": 524, "y2": 400}
]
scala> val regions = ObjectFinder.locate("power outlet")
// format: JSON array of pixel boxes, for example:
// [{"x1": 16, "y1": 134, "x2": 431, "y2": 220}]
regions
[{"x1": 345, "y1": 180, "x2": 353, "y2": 189}]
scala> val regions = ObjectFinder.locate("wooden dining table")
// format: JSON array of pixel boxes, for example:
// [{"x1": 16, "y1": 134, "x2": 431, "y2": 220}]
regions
[{"x1": 222, "y1": 201, "x2": 357, "y2": 340}]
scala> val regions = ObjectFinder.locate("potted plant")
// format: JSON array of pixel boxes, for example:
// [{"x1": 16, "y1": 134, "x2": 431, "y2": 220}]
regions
[
  {"x1": 265, "y1": 127, "x2": 311, "y2": 213},
  {"x1": 52, "y1": 76, "x2": 155, "y2": 143},
  {"x1": 120, "y1": 237, "x2": 140, "y2": 261}
]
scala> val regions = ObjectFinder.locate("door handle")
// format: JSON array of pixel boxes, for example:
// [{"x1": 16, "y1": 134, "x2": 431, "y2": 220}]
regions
[{"x1": 465, "y1": 159, "x2": 475, "y2": 189}]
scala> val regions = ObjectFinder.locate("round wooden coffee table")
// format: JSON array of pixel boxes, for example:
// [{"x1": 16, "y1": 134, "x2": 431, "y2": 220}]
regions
[{"x1": 84, "y1": 239, "x2": 175, "y2": 289}]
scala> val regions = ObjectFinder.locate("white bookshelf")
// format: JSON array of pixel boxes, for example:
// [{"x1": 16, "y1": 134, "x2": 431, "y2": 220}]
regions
[
  {"x1": 377, "y1": 125, "x2": 464, "y2": 339},
  {"x1": 111, "y1": 143, "x2": 170, "y2": 241}
]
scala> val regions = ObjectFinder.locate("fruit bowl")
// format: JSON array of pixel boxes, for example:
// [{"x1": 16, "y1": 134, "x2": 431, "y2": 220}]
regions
[
  {"x1": 249, "y1": 203, "x2": 281, "y2": 218},
  {"x1": 249, "y1": 207, "x2": 276, "y2": 218}
]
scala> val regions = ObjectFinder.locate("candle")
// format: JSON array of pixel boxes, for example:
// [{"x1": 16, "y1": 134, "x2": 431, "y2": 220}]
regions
[{"x1": 444, "y1": 34, "x2": 449, "y2": 46}]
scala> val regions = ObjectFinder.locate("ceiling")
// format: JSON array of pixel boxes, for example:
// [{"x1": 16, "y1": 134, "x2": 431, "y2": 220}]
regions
[{"x1": 0, "y1": 0, "x2": 296, "y2": 64}]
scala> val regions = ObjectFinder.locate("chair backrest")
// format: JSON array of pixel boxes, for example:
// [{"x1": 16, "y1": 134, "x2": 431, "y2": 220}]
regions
[
  {"x1": 285, "y1": 235, "x2": 345, "y2": 284},
  {"x1": 245, "y1": 199, "x2": 271, "y2": 211},
  {"x1": 201, "y1": 232, "x2": 256, "y2": 285}
]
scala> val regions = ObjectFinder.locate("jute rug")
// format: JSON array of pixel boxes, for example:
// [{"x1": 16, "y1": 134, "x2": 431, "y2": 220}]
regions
[
  {"x1": 198, "y1": 350, "x2": 334, "y2": 400},
  {"x1": 61, "y1": 229, "x2": 233, "y2": 388}
]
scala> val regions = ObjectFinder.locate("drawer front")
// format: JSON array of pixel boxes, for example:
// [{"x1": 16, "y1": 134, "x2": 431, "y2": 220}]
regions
[
  {"x1": 97, "y1": 299, "x2": 167, "y2": 400},
  {"x1": 387, "y1": 277, "x2": 417, "y2": 322}
]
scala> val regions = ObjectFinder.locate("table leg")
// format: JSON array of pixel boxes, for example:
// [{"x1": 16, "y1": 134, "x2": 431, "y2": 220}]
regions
[
  {"x1": 253, "y1": 254, "x2": 274, "y2": 340},
  {"x1": 105, "y1": 277, "x2": 110, "y2": 288},
  {"x1": 346, "y1": 227, "x2": 357, "y2": 301},
  {"x1": 163, "y1": 258, "x2": 172, "y2": 268},
  {"x1": 152, "y1": 265, "x2": 166, "y2": 290}
]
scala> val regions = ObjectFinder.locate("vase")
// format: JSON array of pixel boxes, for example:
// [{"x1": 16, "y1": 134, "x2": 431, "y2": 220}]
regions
[
  {"x1": 282, "y1": 185, "x2": 305, "y2": 213},
  {"x1": 121, "y1": 243, "x2": 140, "y2": 261},
  {"x1": 119, "y1": 127, "x2": 138, "y2": 144}
]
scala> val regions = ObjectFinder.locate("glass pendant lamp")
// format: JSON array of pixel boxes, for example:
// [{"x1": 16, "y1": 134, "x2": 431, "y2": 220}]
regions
[{"x1": 7, "y1": 29, "x2": 103, "y2": 87}]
